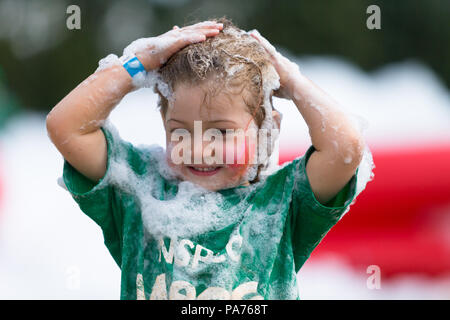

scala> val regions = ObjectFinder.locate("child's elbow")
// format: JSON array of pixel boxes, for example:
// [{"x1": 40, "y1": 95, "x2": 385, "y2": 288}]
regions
[
  {"x1": 46, "y1": 109, "x2": 65, "y2": 146},
  {"x1": 343, "y1": 134, "x2": 365, "y2": 168}
]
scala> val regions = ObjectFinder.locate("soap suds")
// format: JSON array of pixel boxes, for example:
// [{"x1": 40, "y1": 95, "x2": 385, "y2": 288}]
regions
[
  {"x1": 101, "y1": 121, "x2": 254, "y2": 239},
  {"x1": 343, "y1": 155, "x2": 353, "y2": 164},
  {"x1": 96, "y1": 53, "x2": 121, "y2": 73}
]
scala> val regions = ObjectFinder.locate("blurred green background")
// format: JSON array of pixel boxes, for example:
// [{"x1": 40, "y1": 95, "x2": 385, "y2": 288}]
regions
[{"x1": 0, "y1": 0, "x2": 448, "y2": 118}]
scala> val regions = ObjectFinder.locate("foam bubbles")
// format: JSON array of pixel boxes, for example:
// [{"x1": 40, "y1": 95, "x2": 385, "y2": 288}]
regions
[
  {"x1": 102, "y1": 121, "x2": 251, "y2": 239},
  {"x1": 96, "y1": 53, "x2": 121, "y2": 73},
  {"x1": 338, "y1": 143, "x2": 375, "y2": 219},
  {"x1": 131, "y1": 70, "x2": 173, "y2": 100}
]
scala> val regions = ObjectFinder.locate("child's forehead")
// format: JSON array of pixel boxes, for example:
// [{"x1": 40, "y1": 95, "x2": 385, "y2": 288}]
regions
[{"x1": 169, "y1": 83, "x2": 249, "y2": 119}]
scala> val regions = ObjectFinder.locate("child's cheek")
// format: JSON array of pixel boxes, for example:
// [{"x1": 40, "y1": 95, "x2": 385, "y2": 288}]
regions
[
  {"x1": 224, "y1": 136, "x2": 257, "y2": 171},
  {"x1": 165, "y1": 144, "x2": 185, "y2": 174}
]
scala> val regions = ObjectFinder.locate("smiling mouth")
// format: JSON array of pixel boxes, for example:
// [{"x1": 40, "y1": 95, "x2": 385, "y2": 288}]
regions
[{"x1": 187, "y1": 166, "x2": 222, "y2": 176}]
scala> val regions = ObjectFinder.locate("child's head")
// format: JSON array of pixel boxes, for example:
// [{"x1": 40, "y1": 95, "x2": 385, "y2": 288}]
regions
[{"x1": 156, "y1": 18, "x2": 281, "y2": 191}]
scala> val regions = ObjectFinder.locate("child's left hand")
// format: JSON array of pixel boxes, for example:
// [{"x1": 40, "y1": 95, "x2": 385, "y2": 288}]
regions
[{"x1": 249, "y1": 30, "x2": 302, "y2": 100}]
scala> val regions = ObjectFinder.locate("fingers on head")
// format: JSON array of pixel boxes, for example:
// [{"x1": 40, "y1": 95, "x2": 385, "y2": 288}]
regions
[
  {"x1": 176, "y1": 27, "x2": 220, "y2": 44},
  {"x1": 195, "y1": 21, "x2": 223, "y2": 28},
  {"x1": 176, "y1": 32, "x2": 206, "y2": 45},
  {"x1": 185, "y1": 21, "x2": 223, "y2": 30},
  {"x1": 249, "y1": 31, "x2": 277, "y2": 56}
]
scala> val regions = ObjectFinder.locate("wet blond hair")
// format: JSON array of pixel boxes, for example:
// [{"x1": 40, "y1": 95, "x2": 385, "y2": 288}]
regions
[{"x1": 156, "y1": 17, "x2": 277, "y2": 127}]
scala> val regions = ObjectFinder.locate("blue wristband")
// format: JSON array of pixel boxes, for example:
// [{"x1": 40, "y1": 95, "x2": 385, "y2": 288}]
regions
[{"x1": 122, "y1": 56, "x2": 146, "y2": 78}]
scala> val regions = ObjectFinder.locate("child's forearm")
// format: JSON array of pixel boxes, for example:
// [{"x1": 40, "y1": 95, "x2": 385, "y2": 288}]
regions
[
  {"x1": 290, "y1": 74, "x2": 364, "y2": 165},
  {"x1": 46, "y1": 65, "x2": 133, "y2": 145}
]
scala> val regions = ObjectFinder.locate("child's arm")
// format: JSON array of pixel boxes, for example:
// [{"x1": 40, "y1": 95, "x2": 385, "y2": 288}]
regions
[
  {"x1": 46, "y1": 65, "x2": 132, "y2": 182},
  {"x1": 250, "y1": 31, "x2": 364, "y2": 206},
  {"x1": 46, "y1": 21, "x2": 223, "y2": 182},
  {"x1": 289, "y1": 76, "x2": 364, "y2": 205}
]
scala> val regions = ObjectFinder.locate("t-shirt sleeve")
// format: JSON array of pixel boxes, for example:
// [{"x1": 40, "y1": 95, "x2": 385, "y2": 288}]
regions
[
  {"x1": 289, "y1": 145, "x2": 359, "y2": 272},
  {"x1": 61, "y1": 125, "x2": 141, "y2": 266}
]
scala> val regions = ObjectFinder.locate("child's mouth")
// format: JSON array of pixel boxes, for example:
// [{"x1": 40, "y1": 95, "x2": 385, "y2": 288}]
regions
[{"x1": 187, "y1": 165, "x2": 222, "y2": 176}]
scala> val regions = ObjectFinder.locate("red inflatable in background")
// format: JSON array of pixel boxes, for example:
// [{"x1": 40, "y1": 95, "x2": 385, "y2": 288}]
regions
[{"x1": 280, "y1": 144, "x2": 450, "y2": 278}]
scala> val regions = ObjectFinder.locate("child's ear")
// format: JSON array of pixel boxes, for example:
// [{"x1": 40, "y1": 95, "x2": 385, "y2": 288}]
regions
[
  {"x1": 272, "y1": 109, "x2": 281, "y2": 130},
  {"x1": 269, "y1": 92, "x2": 281, "y2": 130}
]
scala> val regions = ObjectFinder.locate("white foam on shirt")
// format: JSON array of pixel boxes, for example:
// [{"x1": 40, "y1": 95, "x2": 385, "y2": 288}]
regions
[{"x1": 101, "y1": 121, "x2": 251, "y2": 240}]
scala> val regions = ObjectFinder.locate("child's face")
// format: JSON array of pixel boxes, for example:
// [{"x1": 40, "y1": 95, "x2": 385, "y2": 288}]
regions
[{"x1": 161, "y1": 82, "x2": 257, "y2": 191}]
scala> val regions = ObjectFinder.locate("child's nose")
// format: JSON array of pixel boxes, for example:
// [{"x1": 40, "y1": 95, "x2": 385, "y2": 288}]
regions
[
  {"x1": 189, "y1": 133, "x2": 257, "y2": 166},
  {"x1": 198, "y1": 140, "x2": 222, "y2": 165},
  {"x1": 192, "y1": 140, "x2": 205, "y2": 164}
]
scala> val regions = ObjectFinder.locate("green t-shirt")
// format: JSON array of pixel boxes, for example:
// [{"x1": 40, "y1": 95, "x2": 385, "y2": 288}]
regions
[{"x1": 62, "y1": 125, "x2": 359, "y2": 300}]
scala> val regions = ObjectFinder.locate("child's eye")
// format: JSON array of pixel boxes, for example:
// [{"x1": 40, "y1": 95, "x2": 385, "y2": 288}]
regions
[
  {"x1": 207, "y1": 128, "x2": 228, "y2": 135},
  {"x1": 170, "y1": 128, "x2": 190, "y2": 134}
]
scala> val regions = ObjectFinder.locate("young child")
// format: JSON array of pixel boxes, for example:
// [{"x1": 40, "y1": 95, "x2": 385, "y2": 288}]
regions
[{"x1": 47, "y1": 19, "x2": 371, "y2": 300}]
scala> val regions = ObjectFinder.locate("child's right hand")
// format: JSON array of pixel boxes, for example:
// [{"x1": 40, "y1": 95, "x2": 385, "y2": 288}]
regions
[{"x1": 133, "y1": 21, "x2": 223, "y2": 71}]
